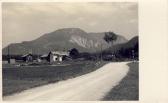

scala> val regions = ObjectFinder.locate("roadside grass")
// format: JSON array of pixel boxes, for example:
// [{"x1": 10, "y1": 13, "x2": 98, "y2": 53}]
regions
[
  {"x1": 3, "y1": 60, "x2": 107, "y2": 96},
  {"x1": 102, "y1": 61, "x2": 139, "y2": 101}
]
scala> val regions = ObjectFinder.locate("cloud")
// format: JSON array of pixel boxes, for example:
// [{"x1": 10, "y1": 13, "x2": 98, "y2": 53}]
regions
[{"x1": 2, "y1": 2, "x2": 138, "y2": 48}]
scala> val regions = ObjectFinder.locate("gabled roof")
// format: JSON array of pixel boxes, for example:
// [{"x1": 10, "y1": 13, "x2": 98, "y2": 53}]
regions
[
  {"x1": 21, "y1": 54, "x2": 33, "y2": 57},
  {"x1": 40, "y1": 54, "x2": 48, "y2": 58},
  {"x1": 49, "y1": 51, "x2": 69, "y2": 56}
]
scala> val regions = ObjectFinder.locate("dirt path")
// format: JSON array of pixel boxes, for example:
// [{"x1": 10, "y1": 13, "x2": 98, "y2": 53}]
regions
[{"x1": 3, "y1": 62, "x2": 129, "y2": 101}]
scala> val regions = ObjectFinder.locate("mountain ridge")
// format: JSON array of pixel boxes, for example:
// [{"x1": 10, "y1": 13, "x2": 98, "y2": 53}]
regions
[
  {"x1": 103, "y1": 36, "x2": 139, "y2": 54},
  {"x1": 2, "y1": 28, "x2": 128, "y2": 55}
]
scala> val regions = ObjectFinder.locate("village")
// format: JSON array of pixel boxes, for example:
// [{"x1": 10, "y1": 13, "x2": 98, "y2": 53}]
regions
[
  {"x1": 6, "y1": 50, "x2": 70, "y2": 64},
  {"x1": 2, "y1": 48, "x2": 92, "y2": 66}
]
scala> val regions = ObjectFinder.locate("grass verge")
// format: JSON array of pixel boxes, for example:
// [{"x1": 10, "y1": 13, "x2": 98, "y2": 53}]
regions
[{"x1": 102, "y1": 61, "x2": 139, "y2": 101}]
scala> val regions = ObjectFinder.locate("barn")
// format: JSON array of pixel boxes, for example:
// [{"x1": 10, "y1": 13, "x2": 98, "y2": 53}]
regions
[{"x1": 21, "y1": 53, "x2": 33, "y2": 62}]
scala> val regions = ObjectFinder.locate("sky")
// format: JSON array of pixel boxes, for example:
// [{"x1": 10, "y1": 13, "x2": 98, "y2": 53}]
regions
[{"x1": 2, "y1": 2, "x2": 138, "y2": 48}]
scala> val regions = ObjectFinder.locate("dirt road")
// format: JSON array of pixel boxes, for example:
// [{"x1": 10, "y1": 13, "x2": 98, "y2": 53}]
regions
[{"x1": 3, "y1": 62, "x2": 129, "y2": 101}]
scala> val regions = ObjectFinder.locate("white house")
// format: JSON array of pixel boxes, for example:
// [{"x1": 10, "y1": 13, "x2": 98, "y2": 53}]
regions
[{"x1": 48, "y1": 51, "x2": 69, "y2": 62}]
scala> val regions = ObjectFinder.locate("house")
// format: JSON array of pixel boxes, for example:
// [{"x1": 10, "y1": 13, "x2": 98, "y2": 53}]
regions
[
  {"x1": 8, "y1": 59, "x2": 16, "y2": 64},
  {"x1": 48, "y1": 51, "x2": 69, "y2": 62},
  {"x1": 40, "y1": 54, "x2": 48, "y2": 60},
  {"x1": 21, "y1": 53, "x2": 33, "y2": 62},
  {"x1": 40, "y1": 54, "x2": 48, "y2": 62}
]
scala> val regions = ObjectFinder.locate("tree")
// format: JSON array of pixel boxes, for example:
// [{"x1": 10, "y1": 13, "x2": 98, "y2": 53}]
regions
[
  {"x1": 69, "y1": 48, "x2": 79, "y2": 59},
  {"x1": 104, "y1": 31, "x2": 117, "y2": 46},
  {"x1": 103, "y1": 32, "x2": 118, "y2": 60}
]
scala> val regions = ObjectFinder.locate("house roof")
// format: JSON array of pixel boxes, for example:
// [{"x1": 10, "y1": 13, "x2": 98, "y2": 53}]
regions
[
  {"x1": 40, "y1": 54, "x2": 48, "y2": 58},
  {"x1": 49, "y1": 51, "x2": 69, "y2": 56},
  {"x1": 21, "y1": 54, "x2": 33, "y2": 57}
]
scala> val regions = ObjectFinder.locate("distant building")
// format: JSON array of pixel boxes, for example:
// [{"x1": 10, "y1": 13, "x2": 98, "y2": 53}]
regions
[
  {"x1": 48, "y1": 51, "x2": 69, "y2": 62},
  {"x1": 40, "y1": 54, "x2": 48, "y2": 62},
  {"x1": 22, "y1": 53, "x2": 33, "y2": 62},
  {"x1": 2, "y1": 61, "x2": 8, "y2": 64},
  {"x1": 36, "y1": 58, "x2": 42, "y2": 62},
  {"x1": 8, "y1": 59, "x2": 16, "y2": 64},
  {"x1": 40, "y1": 54, "x2": 48, "y2": 59}
]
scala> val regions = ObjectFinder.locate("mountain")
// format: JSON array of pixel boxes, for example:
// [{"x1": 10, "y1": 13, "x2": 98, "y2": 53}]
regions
[
  {"x1": 2, "y1": 28, "x2": 128, "y2": 55},
  {"x1": 103, "y1": 36, "x2": 139, "y2": 54}
]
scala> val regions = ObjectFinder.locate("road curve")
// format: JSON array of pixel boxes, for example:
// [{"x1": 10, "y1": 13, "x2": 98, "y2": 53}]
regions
[{"x1": 3, "y1": 62, "x2": 129, "y2": 101}]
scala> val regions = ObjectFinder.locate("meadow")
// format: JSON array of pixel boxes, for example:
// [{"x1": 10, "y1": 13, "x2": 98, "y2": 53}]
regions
[
  {"x1": 103, "y1": 62, "x2": 139, "y2": 100},
  {"x1": 3, "y1": 61, "x2": 106, "y2": 96}
]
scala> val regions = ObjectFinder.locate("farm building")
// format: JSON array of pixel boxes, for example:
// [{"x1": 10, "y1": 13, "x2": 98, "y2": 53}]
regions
[
  {"x1": 40, "y1": 54, "x2": 48, "y2": 60},
  {"x1": 8, "y1": 59, "x2": 16, "y2": 64},
  {"x1": 48, "y1": 51, "x2": 69, "y2": 62},
  {"x1": 22, "y1": 53, "x2": 33, "y2": 62},
  {"x1": 40, "y1": 54, "x2": 48, "y2": 62}
]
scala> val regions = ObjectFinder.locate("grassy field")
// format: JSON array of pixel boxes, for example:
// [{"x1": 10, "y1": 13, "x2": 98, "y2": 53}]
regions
[
  {"x1": 3, "y1": 60, "x2": 107, "y2": 96},
  {"x1": 103, "y1": 61, "x2": 139, "y2": 101}
]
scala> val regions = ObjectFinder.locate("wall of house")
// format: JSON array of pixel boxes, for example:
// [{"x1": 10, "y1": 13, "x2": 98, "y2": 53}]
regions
[
  {"x1": 48, "y1": 52, "x2": 67, "y2": 62},
  {"x1": 49, "y1": 54, "x2": 58, "y2": 62},
  {"x1": 58, "y1": 56, "x2": 62, "y2": 62},
  {"x1": 26, "y1": 56, "x2": 33, "y2": 62},
  {"x1": 53, "y1": 56, "x2": 58, "y2": 61}
]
